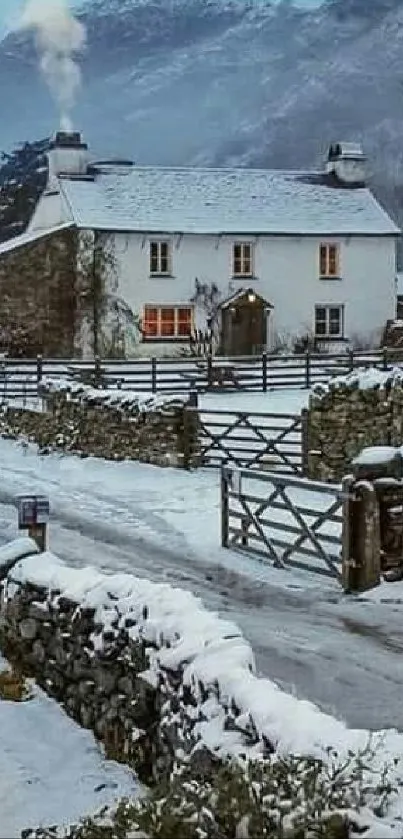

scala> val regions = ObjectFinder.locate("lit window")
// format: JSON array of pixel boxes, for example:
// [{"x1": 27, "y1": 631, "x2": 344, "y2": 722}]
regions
[
  {"x1": 233, "y1": 243, "x2": 253, "y2": 277},
  {"x1": 319, "y1": 243, "x2": 339, "y2": 278},
  {"x1": 143, "y1": 305, "x2": 193, "y2": 339},
  {"x1": 150, "y1": 241, "x2": 171, "y2": 275},
  {"x1": 314, "y1": 305, "x2": 343, "y2": 338}
]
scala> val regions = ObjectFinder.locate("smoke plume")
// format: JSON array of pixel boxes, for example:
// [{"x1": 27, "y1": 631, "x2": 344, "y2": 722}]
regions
[{"x1": 20, "y1": 0, "x2": 86, "y2": 130}]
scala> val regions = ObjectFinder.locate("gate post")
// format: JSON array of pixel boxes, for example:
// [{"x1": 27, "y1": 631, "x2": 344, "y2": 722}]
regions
[
  {"x1": 341, "y1": 477, "x2": 381, "y2": 593},
  {"x1": 221, "y1": 468, "x2": 229, "y2": 548}
]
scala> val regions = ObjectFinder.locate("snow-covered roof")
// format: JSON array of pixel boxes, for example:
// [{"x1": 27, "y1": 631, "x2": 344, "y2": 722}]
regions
[
  {"x1": 0, "y1": 223, "x2": 74, "y2": 257},
  {"x1": 57, "y1": 166, "x2": 399, "y2": 236}
]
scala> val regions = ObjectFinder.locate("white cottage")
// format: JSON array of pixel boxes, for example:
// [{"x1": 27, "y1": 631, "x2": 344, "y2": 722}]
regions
[{"x1": 4, "y1": 131, "x2": 400, "y2": 357}]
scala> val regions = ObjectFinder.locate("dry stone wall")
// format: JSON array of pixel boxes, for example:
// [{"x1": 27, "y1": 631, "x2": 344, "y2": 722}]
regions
[
  {"x1": 307, "y1": 368, "x2": 403, "y2": 482},
  {"x1": 0, "y1": 545, "x2": 273, "y2": 785},
  {"x1": 0, "y1": 378, "x2": 199, "y2": 468}
]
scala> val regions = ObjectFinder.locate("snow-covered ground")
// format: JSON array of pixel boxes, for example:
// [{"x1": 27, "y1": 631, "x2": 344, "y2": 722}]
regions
[
  {"x1": 200, "y1": 388, "x2": 309, "y2": 413},
  {"x1": 0, "y1": 424, "x2": 402, "y2": 734},
  {"x1": 0, "y1": 654, "x2": 138, "y2": 837}
]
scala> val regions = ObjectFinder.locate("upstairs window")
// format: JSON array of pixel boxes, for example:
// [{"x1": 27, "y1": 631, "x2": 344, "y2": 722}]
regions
[
  {"x1": 314, "y1": 305, "x2": 344, "y2": 338},
  {"x1": 143, "y1": 305, "x2": 193, "y2": 340},
  {"x1": 319, "y1": 243, "x2": 339, "y2": 278},
  {"x1": 233, "y1": 242, "x2": 253, "y2": 277},
  {"x1": 150, "y1": 241, "x2": 171, "y2": 275}
]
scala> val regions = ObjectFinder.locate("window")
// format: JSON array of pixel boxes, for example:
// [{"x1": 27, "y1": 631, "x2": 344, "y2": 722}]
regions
[
  {"x1": 233, "y1": 242, "x2": 253, "y2": 277},
  {"x1": 150, "y1": 241, "x2": 171, "y2": 275},
  {"x1": 319, "y1": 243, "x2": 339, "y2": 278},
  {"x1": 314, "y1": 305, "x2": 344, "y2": 338},
  {"x1": 143, "y1": 305, "x2": 193, "y2": 340}
]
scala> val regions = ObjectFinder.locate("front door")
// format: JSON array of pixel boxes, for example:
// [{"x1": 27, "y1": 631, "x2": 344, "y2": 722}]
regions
[{"x1": 221, "y1": 298, "x2": 267, "y2": 356}]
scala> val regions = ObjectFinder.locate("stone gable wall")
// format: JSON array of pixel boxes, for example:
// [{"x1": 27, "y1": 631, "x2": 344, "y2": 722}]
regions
[{"x1": 0, "y1": 229, "x2": 82, "y2": 357}]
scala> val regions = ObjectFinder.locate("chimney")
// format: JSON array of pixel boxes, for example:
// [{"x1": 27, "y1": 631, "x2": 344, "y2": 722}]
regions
[
  {"x1": 48, "y1": 130, "x2": 89, "y2": 179},
  {"x1": 326, "y1": 142, "x2": 367, "y2": 186}
]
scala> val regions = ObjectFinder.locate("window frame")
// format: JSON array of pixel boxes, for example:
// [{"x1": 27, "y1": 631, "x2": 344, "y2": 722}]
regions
[
  {"x1": 314, "y1": 304, "x2": 344, "y2": 339},
  {"x1": 142, "y1": 305, "x2": 193, "y2": 341},
  {"x1": 319, "y1": 243, "x2": 340, "y2": 279},
  {"x1": 149, "y1": 240, "x2": 172, "y2": 276},
  {"x1": 232, "y1": 242, "x2": 254, "y2": 278}
]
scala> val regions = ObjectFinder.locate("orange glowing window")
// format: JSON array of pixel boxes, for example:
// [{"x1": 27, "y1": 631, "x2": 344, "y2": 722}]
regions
[{"x1": 143, "y1": 305, "x2": 193, "y2": 339}]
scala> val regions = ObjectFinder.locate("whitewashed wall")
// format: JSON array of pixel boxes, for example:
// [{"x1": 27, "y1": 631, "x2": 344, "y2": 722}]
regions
[{"x1": 104, "y1": 231, "x2": 396, "y2": 356}]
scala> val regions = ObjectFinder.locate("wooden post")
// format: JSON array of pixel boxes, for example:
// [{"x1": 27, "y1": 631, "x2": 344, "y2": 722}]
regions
[
  {"x1": 151, "y1": 357, "x2": 157, "y2": 394},
  {"x1": 342, "y1": 478, "x2": 381, "y2": 593},
  {"x1": 305, "y1": 350, "x2": 311, "y2": 389},
  {"x1": 183, "y1": 393, "x2": 198, "y2": 469},
  {"x1": 221, "y1": 469, "x2": 229, "y2": 548},
  {"x1": 188, "y1": 388, "x2": 198, "y2": 409},
  {"x1": 348, "y1": 348, "x2": 354, "y2": 374},
  {"x1": 28, "y1": 523, "x2": 47, "y2": 553},
  {"x1": 262, "y1": 351, "x2": 268, "y2": 393},
  {"x1": 94, "y1": 355, "x2": 102, "y2": 388},
  {"x1": 207, "y1": 353, "x2": 213, "y2": 388},
  {"x1": 36, "y1": 354, "x2": 43, "y2": 385},
  {"x1": 301, "y1": 408, "x2": 310, "y2": 477},
  {"x1": 241, "y1": 516, "x2": 249, "y2": 547},
  {"x1": 383, "y1": 346, "x2": 389, "y2": 371}
]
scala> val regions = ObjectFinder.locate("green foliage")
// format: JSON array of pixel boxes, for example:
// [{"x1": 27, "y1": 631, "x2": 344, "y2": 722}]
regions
[{"x1": 24, "y1": 744, "x2": 397, "y2": 839}]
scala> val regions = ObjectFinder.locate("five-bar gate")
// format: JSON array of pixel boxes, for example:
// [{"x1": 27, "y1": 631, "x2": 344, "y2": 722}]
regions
[
  {"x1": 194, "y1": 408, "x2": 306, "y2": 475},
  {"x1": 221, "y1": 466, "x2": 343, "y2": 578}
]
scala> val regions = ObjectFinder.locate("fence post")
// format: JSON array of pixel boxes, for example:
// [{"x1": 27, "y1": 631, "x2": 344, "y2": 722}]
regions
[
  {"x1": 301, "y1": 408, "x2": 310, "y2": 477},
  {"x1": 221, "y1": 468, "x2": 229, "y2": 548},
  {"x1": 382, "y1": 346, "x2": 389, "y2": 371},
  {"x1": 36, "y1": 354, "x2": 43, "y2": 385},
  {"x1": 94, "y1": 355, "x2": 102, "y2": 388},
  {"x1": 348, "y1": 348, "x2": 354, "y2": 374},
  {"x1": 262, "y1": 351, "x2": 268, "y2": 393},
  {"x1": 188, "y1": 388, "x2": 198, "y2": 409},
  {"x1": 151, "y1": 357, "x2": 157, "y2": 394},
  {"x1": 305, "y1": 350, "x2": 311, "y2": 389},
  {"x1": 207, "y1": 353, "x2": 213, "y2": 388}
]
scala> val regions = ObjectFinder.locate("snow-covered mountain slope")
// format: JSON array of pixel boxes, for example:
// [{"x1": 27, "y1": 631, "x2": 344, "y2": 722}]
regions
[{"x1": 0, "y1": 0, "x2": 403, "y2": 220}]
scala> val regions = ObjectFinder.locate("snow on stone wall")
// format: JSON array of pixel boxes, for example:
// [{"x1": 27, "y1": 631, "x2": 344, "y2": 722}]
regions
[
  {"x1": 307, "y1": 366, "x2": 403, "y2": 481},
  {"x1": 2, "y1": 541, "x2": 403, "y2": 804},
  {"x1": 0, "y1": 378, "x2": 198, "y2": 468}
]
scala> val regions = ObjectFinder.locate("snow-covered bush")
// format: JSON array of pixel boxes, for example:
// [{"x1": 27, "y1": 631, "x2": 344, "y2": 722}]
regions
[{"x1": 25, "y1": 747, "x2": 398, "y2": 838}]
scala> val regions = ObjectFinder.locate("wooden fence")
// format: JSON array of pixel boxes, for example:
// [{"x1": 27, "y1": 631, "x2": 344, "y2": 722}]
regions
[
  {"x1": 193, "y1": 407, "x2": 306, "y2": 474},
  {"x1": 221, "y1": 466, "x2": 343, "y2": 578},
  {"x1": 0, "y1": 347, "x2": 402, "y2": 402}
]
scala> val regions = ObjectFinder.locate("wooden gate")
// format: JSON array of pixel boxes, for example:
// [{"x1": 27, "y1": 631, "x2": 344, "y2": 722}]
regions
[
  {"x1": 221, "y1": 466, "x2": 342, "y2": 578},
  {"x1": 194, "y1": 408, "x2": 305, "y2": 474}
]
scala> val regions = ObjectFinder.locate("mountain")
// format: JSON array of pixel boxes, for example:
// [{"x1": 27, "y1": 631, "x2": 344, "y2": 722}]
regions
[{"x1": 0, "y1": 0, "x2": 403, "y2": 231}]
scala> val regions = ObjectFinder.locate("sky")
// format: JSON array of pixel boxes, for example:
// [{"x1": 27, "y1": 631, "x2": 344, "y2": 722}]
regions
[{"x1": 0, "y1": 0, "x2": 323, "y2": 34}]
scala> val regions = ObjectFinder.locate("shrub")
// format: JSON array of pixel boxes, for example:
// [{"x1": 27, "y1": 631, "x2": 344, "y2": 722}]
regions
[{"x1": 23, "y1": 745, "x2": 397, "y2": 839}]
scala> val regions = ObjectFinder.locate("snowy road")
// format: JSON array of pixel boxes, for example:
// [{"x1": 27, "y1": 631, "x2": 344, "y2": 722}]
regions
[{"x1": 0, "y1": 435, "x2": 402, "y2": 732}]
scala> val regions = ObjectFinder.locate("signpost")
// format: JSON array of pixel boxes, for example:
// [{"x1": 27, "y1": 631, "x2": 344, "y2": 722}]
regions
[{"x1": 17, "y1": 495, "x2": 50, "y2": 552}]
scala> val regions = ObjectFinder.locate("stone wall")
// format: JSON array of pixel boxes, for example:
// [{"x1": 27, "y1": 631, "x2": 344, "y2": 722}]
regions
[
  {"x1": 0, "y1": 545, "x2": 274, "y2": 786},
  {"x1": 0, "y1": 228, "x2": 80, "y2": 357},
  {"x1": 307, "y1": 368, "x2": 403, "y2": 482},
  {"x1": 0, "y1": 378, "x2": 199, "y2": 468}
]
